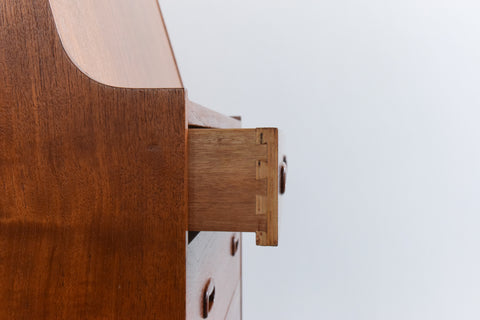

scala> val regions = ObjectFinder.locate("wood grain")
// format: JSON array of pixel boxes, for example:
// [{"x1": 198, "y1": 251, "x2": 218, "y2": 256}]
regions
[
  {"x1": 0, "y1": 0, "x2": 186, "y2": 319},
  {"x1": 255, "y1": 128, "x2": 279, "y2": 246},
  {"x1": 48, "y1": 0, "x2": 182, "y2": 88},
  {"x1": 187, "y1": 100, "x2": 241, "y2": 129},
  {"x1": 186, "y1": 232, "x2": 241, "y2": 320},
  {"x1": 188, "y1": 128, "x2": 278, "y2": 246}
]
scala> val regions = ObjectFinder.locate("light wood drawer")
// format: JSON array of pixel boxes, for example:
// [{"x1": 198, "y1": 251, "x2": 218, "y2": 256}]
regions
[
  {"x1": 224, "y1": 284, "x2": 241, "y2": 320},
  {"x1": 186, "y1": 232, "x2": 241, "y2": 320},
  {"x1": 188, "y1": 128, "x2": 286, "y2": 246}
]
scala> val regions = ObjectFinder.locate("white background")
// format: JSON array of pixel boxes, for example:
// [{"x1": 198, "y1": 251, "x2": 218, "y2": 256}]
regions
[{"x1": 160, "y1": 1, "x2": 480, "y2": 319}]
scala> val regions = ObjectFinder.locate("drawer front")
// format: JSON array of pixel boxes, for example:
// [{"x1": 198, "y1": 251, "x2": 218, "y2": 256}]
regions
[
  {"x1": 187, "y1": 232, "x2": 241, "y2": 320},
  {"x1": 225, "y1": 284, "x2": 241, "y2": 320},
  {"x1": 188, "y1": 128, "x2": 285, "y2": 246}
]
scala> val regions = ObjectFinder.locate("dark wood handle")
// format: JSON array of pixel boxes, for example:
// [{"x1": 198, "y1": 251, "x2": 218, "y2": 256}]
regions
[
  {"x1": 231, "y1": 234, "x2": 240, "y2": 256},
  {"x1": 202, "y1": 279, "x2": 215, "y2": 318},
  {"x1": 279, "y1": 156, "x2": 287, "y2": 195}
]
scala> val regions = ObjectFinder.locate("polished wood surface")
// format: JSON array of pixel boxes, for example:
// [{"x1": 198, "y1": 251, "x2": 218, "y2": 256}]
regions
[
  {"x1": 186, "y1": 232, "x2": 241, "y2": 320},
  {"x1": 48, "y1": 0, "x2": 182, "y2": 88},
  {"x1": 0, "y1": 0, "x2": 186, "y2": 318},
  {"x1": 188, "y1": 128, "x2": 279, "y2": 246}
]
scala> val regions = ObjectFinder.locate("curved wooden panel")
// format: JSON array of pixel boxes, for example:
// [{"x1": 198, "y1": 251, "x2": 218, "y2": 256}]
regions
[
  {"x1": 48, "y1": 0, "x2": 182, "y2": 88},
  {"x1": 0, "y1": 0, "x2": 186, "y2": 319}
]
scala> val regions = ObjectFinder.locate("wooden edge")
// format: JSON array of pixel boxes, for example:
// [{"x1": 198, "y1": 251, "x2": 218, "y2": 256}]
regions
[
  {"x1": 255, "y1": 128, "x2": 279, "y2": 246},
  {"x1": 187, "y1": 99, "x2": 242, "y2": 129}
]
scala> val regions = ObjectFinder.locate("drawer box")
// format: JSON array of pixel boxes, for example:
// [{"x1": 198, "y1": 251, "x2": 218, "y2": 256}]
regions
[
  {"x1": 188, "y1": 128, "x2": 284, "y2": 246},
  {"x1": 186, "y1": 232, "x2": 241, "y2": 320}
]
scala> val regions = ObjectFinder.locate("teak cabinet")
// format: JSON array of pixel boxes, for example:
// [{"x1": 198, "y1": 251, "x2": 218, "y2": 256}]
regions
[{"x1": 0, "y1": 0, "x2": 286, "y2": 319}]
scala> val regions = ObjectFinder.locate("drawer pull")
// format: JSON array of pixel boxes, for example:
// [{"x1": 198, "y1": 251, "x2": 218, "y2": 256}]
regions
[
  {"x1": 279, "y1": 156, "x2": 287, "y2": 195},
  {"x1": 202, "y1": 279, "x2": 215, "y2": 318},
  {"x1": 231, "y1": 234, "x2": 240, "y2": 256}
]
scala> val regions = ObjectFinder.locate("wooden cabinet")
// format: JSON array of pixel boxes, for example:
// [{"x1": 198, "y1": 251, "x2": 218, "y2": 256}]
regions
[{"x1": 0, "y1": 0, "x2": 285, "y2": 319}]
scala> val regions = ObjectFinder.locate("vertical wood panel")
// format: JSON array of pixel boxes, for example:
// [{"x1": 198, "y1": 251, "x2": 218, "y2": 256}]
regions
[{"x1": 0, "y1": 0, "x2": 186, "y2": 319}]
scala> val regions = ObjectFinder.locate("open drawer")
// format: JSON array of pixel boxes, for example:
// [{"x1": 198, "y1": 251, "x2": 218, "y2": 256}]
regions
[{"x1": 188, "y1": 128, "x2": 286, "y2": 246}]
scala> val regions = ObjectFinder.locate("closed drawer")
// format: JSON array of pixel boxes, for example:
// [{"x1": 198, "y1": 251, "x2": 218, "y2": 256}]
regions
[
  {"x1": 188, "y1": 128, "x2": 286, "y2": 246},
  {"x1": 187, "y1": 232, "x2": 241, "y2": 320},
  {"x1": 225, "y1": 284, "x2": 241, "y2": 320}
]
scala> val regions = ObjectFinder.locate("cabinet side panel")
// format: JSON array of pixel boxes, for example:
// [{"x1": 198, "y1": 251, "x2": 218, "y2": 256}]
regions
[{"x1": 0, "y1": 0, "x2": 186, "y2": 319}]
